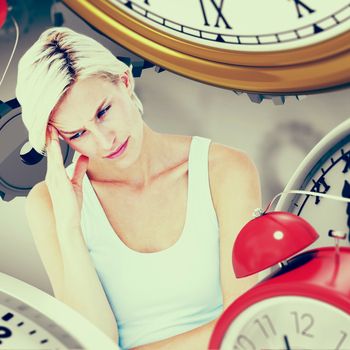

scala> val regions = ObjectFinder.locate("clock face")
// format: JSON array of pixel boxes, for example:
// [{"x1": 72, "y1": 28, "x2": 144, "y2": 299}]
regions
[
  {"x1": 61, "y1": 0, "x2": 350, "y2": 92},
  {"x1": 220, "y1": 296, "x2": 350, "y2": 350},
  {"x1": 0, "y1": 291, "x2": 77, "y2": 349},
  {"x1": 0, "y1": 272, "x2": 119, "y2": 350},
  {"x1": 105, "y1": 0, "x2": 350, "y2": 52},
  {"x1": 276, "y1": 119, "x2": 350, "y2": 248}
]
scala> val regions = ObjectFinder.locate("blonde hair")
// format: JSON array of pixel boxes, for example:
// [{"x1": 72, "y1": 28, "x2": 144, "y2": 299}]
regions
[{"x1": 16, "y1": 27, "x2": 143, "y2": 155}]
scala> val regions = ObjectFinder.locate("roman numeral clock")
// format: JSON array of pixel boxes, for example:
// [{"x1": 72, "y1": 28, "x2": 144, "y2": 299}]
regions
[{"x1": 61, "y1": 0, "x2": 350, "y2": 101}]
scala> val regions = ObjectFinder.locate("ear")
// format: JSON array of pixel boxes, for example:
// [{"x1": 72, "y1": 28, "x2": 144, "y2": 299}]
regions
[{"x1": 120, "y1": 73, "x2": 132, "y2": 96}]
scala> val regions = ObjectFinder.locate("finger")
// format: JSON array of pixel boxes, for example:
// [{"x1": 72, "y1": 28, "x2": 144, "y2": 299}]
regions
[
  {"x1": 47, "y1": 125, "x2": 64, "y2": 164},
  {"x1": 45, "y1": 125, "x2": 66, "y2": 179},
  {"x1": 45, "y1": 124, "x2": 52, "y2": 147},
  {"x1": 71, "y1": 155, "x2": 89, "y2": 187}
]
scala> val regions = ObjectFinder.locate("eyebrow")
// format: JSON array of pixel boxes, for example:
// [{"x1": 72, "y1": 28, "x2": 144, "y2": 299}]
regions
[{"x1": 59, "y1": 98, "x2": 107, "y2": 135}]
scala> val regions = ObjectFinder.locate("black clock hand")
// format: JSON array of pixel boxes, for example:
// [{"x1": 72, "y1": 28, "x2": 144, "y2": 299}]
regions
[
  {"x1": 341, "y1": 180, "x2": 350, "y2": 240},
  {"x1": 284, "y1": 335, "x2": 292, "y2": 350},
  {"x1": 342, "y1": 152, "x2": 350, "y2": 174}
]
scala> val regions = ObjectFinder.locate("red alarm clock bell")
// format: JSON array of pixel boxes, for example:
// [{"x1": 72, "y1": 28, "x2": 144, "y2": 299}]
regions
[
  {"x1": 0, "y1": 0, "x2": 7, "y2": 28},
  {"x1": 209, "y1": 191, "x2": 350, "y2": 350}
]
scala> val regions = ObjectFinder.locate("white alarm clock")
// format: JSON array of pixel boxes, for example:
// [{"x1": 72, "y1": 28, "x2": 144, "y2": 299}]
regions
[{"x1": 0, "y1": 272, "x2": 120, "y2": 349}]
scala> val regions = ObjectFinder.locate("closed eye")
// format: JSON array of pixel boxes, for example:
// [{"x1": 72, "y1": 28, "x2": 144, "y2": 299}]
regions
[{"x1": 69, "y1": 104, "x2": 111, "y2": 141}]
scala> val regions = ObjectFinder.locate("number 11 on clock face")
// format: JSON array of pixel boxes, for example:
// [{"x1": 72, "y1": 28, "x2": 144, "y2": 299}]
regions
[{"x1": 221, "y1": 296, "x2": 349, "y2": 350}]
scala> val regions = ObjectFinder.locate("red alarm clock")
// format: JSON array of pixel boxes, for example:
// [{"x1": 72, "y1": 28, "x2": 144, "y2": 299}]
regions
[
  {"x1": 0, "y1": 0, "x2": 7, "y2": 28},
  {"x1": 209, "y1": 207, "x2": 350, "y2": 350}
]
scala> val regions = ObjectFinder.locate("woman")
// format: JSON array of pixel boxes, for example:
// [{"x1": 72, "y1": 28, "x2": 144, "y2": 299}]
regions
[{"x1": 17, "y1": 27, "x2": 261, "y2": 350}]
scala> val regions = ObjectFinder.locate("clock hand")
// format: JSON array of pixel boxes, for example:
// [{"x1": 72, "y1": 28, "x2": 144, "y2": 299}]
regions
[
  {"x1": 283, "y1": 335, "x2": 292, "y2": 350},
  {"x1": 341, "y1": 180, "x2": 350, "y2": 241}
]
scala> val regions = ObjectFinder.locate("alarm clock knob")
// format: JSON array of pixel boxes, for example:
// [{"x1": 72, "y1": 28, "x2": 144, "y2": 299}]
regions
[{"x1": 232, "y1": 211, "x2": 319, "y2": 277}]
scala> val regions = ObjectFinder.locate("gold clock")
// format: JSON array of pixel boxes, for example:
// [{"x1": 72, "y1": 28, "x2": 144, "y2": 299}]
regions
[{"x1": 61, "y1": 0, "x2": 350, "y2": 93}]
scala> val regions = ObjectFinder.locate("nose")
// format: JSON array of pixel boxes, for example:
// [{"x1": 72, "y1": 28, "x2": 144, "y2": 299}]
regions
[{"x1": 93, "y1": 128, "x2": 116, "y2": 152}]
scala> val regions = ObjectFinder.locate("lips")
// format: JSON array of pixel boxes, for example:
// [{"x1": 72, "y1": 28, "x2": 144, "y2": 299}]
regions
[{"x1": 104, "y1": 138, "x2": 129, "y2": 158}]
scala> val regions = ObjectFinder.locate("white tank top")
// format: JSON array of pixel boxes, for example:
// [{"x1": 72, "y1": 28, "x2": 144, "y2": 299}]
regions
[{"x1": 65, "y1": 136, "x2": 223, "y2": 349}]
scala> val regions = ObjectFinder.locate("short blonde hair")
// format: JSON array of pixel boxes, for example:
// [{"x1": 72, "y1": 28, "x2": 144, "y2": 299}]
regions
[{"x1": 16, "y1": 26, "x2": 143, "y2": 155}]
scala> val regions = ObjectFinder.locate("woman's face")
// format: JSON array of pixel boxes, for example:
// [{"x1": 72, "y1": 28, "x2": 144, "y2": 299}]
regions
[{"x1": 49, "y1": 75, "x2": 144, "y2": 167}]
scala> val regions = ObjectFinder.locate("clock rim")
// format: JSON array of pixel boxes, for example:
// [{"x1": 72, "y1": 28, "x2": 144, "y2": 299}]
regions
[
  {"x1": 0, "y1": 272, "x2": 118, "y2": 350},
  {"x1": 276, "y1": 118, "x2": 350, "y2": 212},
  {"x1": 211, "y1": 247, "x2": 350, "y2": 348},
  {"x1": 62, "y1": 0, "x2": 350, "y2": 92},
  {"x1": 209, "y1": 277, "x2": 350, "y2": 349},
  {"x1": 63, "y1": 0, "x2": 350, "y2": 66},
  {"x1": 210, "y1": 293, "x2": 350, "y2": 349}
]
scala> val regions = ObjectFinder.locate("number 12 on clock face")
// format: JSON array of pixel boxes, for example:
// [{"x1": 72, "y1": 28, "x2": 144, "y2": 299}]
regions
[{"x1": 222, "y1": 296, "x2": 349, "y2": 350}]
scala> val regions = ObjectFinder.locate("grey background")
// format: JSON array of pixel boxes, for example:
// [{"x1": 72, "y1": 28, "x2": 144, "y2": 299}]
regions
[{"x1": 0, "y1": 1, "x2": 349, "y2": 294}]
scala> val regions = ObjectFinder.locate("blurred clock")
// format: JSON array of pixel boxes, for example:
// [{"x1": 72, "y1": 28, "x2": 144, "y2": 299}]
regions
[
  {"x1": 276, "y1": 118, "x2": 350, "y2": 248},
  {"x1": 0, "y1": 272, "x2": 119, "y2": 349},
  {"x1": 62, "y1": 0, "x2": 350, "y2": 93}
]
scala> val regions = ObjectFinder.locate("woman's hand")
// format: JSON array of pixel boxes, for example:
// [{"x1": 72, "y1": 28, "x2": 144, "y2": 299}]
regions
[{"x1": 45, "y1": 125, "x2": 89, "y2": 231}]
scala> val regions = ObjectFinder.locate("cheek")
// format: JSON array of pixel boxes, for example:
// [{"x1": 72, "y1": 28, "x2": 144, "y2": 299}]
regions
[
  {"x1": 123, "y1": 107, "x2": 142, "y2": 132},
  {"x1": 63, "y1": 139, "x2": 85, "y2": 154},
  {"x1": 72, "y1": 143, "x2": 89, "y2": 155},
  {"x1": 68, "y1": 140, "x2": 98, "y2": 158}
]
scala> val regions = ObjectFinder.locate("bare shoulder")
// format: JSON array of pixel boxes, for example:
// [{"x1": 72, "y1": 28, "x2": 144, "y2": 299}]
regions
[
  {"x1": 208, "y1": 142, "x2": 259, "y2": 186},
  {"x1": 25, "y1": 180, "x2": 58, "y2": 239},
  {"x1": 27, "y1": 179, "x2": 50, "y2": 198},
  {"x1": 26, "y1": 180, "x2": 52, "y2": 211},
  {"x1": 208, "y1": 143, "x2": 262, "y2": 307},
  {"x1": 25, "y1": 180, "x2": 56, "y2": 236},
  {"x1": 208, "y1": 142, "x2": 261, "y2": 217}
]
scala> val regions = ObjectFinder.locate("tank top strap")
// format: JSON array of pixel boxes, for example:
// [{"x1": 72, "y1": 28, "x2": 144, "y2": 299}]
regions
[{"x1": 187, "y1": 136, "x2": 218, "y2": 227}]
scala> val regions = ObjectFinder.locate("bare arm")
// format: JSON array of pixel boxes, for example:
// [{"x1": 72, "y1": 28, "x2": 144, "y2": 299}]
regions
[
  {"x1": 25, "y1": 125, "x2": 119, "y2": 343},
  {"x1": 130, "y1": 320, "x2": 217, "y2": 350},
  {"x1": 25, "y1": 183, "x2": 119, "y2": 343},
  {"x1": 57, "y1": 225, "x2": 119, "y2": 343}
]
